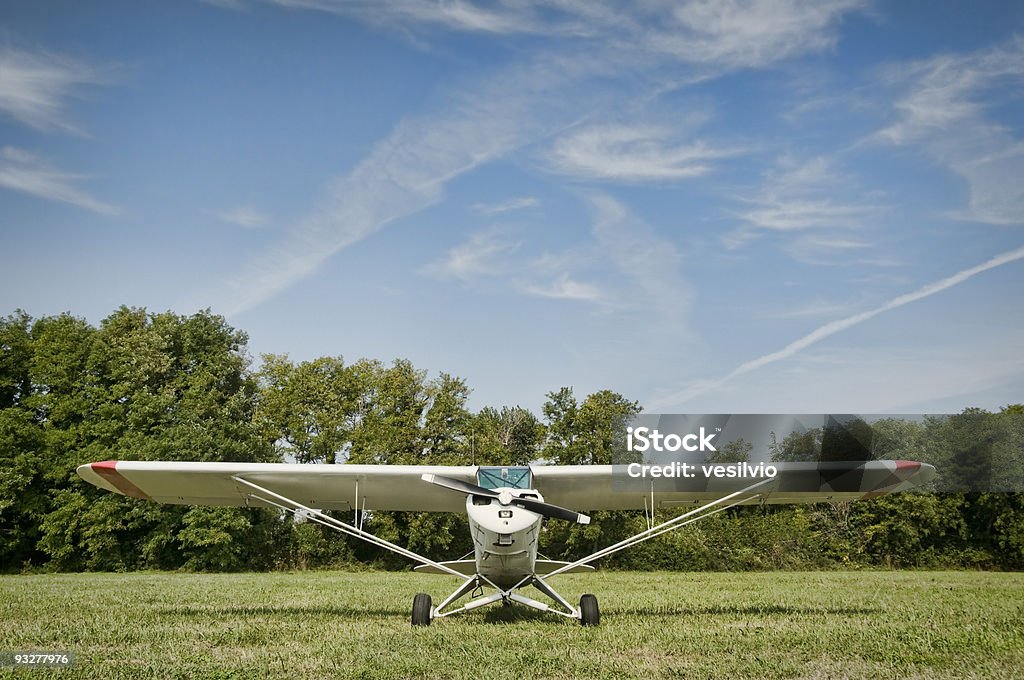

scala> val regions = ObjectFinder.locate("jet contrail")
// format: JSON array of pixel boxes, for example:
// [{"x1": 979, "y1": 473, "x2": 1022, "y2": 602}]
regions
[{"x1": 657, "y1": 244, "x2": 1024, "y2": 407}]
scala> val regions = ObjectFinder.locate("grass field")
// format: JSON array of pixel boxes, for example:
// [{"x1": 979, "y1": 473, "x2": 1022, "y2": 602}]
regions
[{"x1": 1, "y1": 570, "x2": 1022, "y2": 679}]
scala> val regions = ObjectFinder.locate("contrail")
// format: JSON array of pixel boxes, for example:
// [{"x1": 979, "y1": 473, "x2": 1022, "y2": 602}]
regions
[{"x1": 658, "y1": 244, "x2": 1024, "y2": 407}]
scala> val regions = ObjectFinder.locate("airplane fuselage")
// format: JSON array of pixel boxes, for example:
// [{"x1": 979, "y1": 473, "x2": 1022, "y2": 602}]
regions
[{"x1": 465, "y1": 487, "x2": 544, "y2": 588}]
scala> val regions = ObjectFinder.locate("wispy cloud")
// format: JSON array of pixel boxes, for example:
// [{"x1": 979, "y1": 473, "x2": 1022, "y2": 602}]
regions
[
  {"x1": 471, "y1": 196, "x2": 539, "y2": 216},
  {"x1": 643, "y1": 0, "x2": 866, "y2": 68},
  {"x1": 422, "y1": 194, "x2": 689, "y2": 320},
  {"x1": 421, "y1": 228, "x2": 519, "y2": 282},
  {"x1": 873, "y1": 39, "x2": 1024, "y2": 226},
  {"x1": 524, "y1": 272, "x2": 602, "y2": 301},
  {"x1": 214, "y1": 205, "x2": 270, "y2": 229},
  {"x1": 266, "y1": 0, "x2": 544, "y2": 35},
  {"x1": 587, "y1": 193, "x2": 691, "y2": 329},
  {"x1": 651, "y1": 244, "x2": 1024, "y2": 408},
  {"x1": 724, "y1": 155, "x2": 880, "y2": 263},
  {"x1": 207, "y1": 57, "x2": 581, "y2": 315},
  {"x1": 258, "y1": 0, "x2": 865, "y2": 69},
  {"x1": 548, "y1": 123, "x2": 739, "y2": 182},
  {"x1": 0, "y1": 47, "x2": 107, "y2": 133},
  {"x1": 739, "y1": 198, "x2": 870, "y2": 232},
  {"x1": 205, "y1": 0, "x2": 868, "y2": 314},
  {"x1": 733, "y1": 156, "x2": 875, "y2": 232},
  {"x1": 0, "y1": 146, "x2": 120, "y2": 215}
]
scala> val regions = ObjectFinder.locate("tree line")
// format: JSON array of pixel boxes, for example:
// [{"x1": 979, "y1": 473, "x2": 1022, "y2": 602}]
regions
[{"x1": 1, "y1": 307, "x2": 1021, "y2": 572}]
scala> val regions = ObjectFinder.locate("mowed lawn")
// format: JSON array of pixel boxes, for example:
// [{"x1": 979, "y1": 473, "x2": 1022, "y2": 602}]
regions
[{"x1": 1, "y1": 570, "x2": 1022, "y2": 679}]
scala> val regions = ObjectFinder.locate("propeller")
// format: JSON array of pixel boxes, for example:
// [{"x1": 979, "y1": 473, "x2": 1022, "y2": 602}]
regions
[{"x1": 421, "y1": 473, "x2": 590, "y2": 524}]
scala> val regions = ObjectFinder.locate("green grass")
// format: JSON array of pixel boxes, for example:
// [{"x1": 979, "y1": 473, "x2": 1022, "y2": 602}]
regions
[{"x1": 1, "y1": 570, "x2": 1022, "y2": 679}]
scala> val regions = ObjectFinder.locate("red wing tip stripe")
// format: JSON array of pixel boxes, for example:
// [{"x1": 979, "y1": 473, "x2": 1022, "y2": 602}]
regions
[
  {"x1": 91, "y1": 461, "x2": 151, "y2": 500},
  {"x1": 894, "y1": 460, "x2": 921, "y2": 471}
]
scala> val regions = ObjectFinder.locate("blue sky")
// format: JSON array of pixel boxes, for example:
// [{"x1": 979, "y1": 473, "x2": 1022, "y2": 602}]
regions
[{"x1": 2, "y1": 1, "x2": 1023, "y2": 415}]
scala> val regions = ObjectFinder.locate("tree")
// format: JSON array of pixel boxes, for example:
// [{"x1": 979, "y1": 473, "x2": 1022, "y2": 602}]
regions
[
  {"x1": 706, "y1": 437, "x2": 752, "y2": 464},
  {"x1": 349, "y1": 359, "x2": 428, "y2": 464},
  {"x1": 33, "y1": 307, "x2": 276, "y2": 571},
  {"x1": 0, "y1": 311, "x2": 46, "y2": 568},
  {"x1": 420, "y1": 373, "x2": 471, "y2": 464},
  {"x1": 770, "y1": 428, "x2": 821, "y2": 462},
  {"x1": 469, "y1": 406, "x2": 545, "y2": 466},
  {"x1": 257, "y1": 355, "x2": 372, "y2": 464},
  {"x1": 542, "y1": 388, "x2": 640, "y2": 465}
]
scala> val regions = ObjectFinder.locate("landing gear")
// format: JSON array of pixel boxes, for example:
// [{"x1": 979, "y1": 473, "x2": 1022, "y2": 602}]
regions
[
  {"x1": 412, "y1": 593, "x2": 432, "y2": 626},
  {"x1": 579, "y1": 594, "x2": 599, "y2": 626}
]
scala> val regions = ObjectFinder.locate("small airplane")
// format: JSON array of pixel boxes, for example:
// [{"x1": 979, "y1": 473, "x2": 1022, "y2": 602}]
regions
[{"x1": 77, "y1": 458, "x2": 935, "y2": 625}]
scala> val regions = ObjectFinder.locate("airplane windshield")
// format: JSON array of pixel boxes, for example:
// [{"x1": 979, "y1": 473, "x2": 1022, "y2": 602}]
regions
[{"x1": 477, "y1": 466, "x2": 532, "y2": 490}]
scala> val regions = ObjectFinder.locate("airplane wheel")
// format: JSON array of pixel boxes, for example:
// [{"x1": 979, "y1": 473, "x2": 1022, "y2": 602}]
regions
[
  {"x1": 579, "y1": 594, "x2": 599, "y2": 626},
  {"x1": 412, "y1": 593, "x2": 432, "y2": 626}
]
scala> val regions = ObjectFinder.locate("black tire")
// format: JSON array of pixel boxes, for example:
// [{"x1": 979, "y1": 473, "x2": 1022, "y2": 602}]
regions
[
  {"x1": 412, "y1": 593, "x2": 432, "y2": 626},
  {"x1": 579, "y1": 594, "x2": 599, "y2": 626}
]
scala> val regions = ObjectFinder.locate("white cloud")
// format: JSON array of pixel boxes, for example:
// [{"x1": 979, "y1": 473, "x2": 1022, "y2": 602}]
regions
[
  {"x1": 471, "y1": 196, "x2": 539, "y2": 215},
  {"x1": 0, "y1": 146, "x2": 120, "y2": 215},
  {"x1": 548, "y1": 121, "x2": 741, "y2": 180},
  {"x1": 734, "y1": 156, "x2": 875, "y2": 232},
  {"x1": 422, "y1": 194, "x2": 689, "y2": 321},
  {"x1": 524, "y1": 272, "x2": 602, "y2": 301},
  {"x1": 267, "y1": 0, "x2": 543, "y2": 35},
  {"x1": 648, "y1": 0, "x2": 866, "y2": 68},
  {"x1": 651, "y1": 244, "x2": 1024, "y2": 409},
  {"x1": 215, "y1": 205, "x2": 270, "y2": 229},
  {"x1": 0, "y1": 47, "x2": 106, "y2": 133},
  {"x1": 725, "y1": 155, "x2": 880, "y2": 264},
  {"x1": 739, "y1": 198, "x2": 869, "y2": 232},
  {"x1": 874, "y1": 39, "x2": 1024, "y2": 226},
  {"x1": 549, "y1": 123, "x2": 739, "y2": 182},
  {"x1": 422, "y1": 229, "x2": 519, "y2": 281},
  {"x1": 258, "y1": 0, "x2": 865, "y2": 70}
]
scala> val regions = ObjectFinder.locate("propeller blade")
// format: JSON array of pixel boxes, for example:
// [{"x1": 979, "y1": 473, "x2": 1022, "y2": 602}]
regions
[
  {"x1": 420, "y1": 474, "x2": 499, "y2": 499},
  {"x1": 513, "y1": 497, "x2": 591, "y2": 525},
  {"x1": 421, "y1": 474, "x2": 590, "y2": 525}
]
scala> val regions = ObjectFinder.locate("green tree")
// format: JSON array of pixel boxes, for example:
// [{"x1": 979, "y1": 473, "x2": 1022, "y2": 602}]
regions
[
  {"x1": 707, "y1": 437, "x2": 752, "y2": 464},
  {"x1": 770, "y1": 428, "x2": 821, "y2": 462},
  {"x1": 469, "y1": 406, "x2": 545, "y2": 466},
  {"x1": 257, "y1": 355, "x2": 374, "y2": 464},
  {"x1": 34, "y1": 307, "x2": 276, "y2": 571},
  {"x1": 420, "y1": 373, "x2": 471, "y2": 464}
]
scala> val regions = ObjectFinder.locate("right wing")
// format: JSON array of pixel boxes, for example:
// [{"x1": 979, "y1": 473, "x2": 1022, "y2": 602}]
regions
[{"x1": 532, "y1": 460, "x2": 937, "y2": 511}]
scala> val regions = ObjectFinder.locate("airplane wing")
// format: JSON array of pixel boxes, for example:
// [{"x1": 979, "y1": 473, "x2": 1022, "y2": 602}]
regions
[
  {"x1": 77, "y1": 459, "x2": 935, "y2": 513},
  {"x1": 76, "y1": 461, "x2": 478, "y2": 512},
  {"x1": 533, "y1": 460, "x2": 937, "y2": 511}
]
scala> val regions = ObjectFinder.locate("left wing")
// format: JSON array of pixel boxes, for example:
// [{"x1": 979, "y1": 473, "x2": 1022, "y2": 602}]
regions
[{"x1": 77, "y1": 461, "x2": 477, "y2": 512}]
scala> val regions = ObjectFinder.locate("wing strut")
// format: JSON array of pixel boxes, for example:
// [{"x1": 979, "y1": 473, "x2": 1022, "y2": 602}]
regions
[
  {"x1": 231, "y1": 476, "x2": 467, "y2": 579},
  {"x1": 540, "y1": 477, "x2": 776, "y2": 581}
]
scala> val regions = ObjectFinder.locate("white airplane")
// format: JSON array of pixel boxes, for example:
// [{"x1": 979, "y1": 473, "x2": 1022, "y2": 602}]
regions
[{"x1": 77, "y1": 459, "x2": 935, "y2": 625}]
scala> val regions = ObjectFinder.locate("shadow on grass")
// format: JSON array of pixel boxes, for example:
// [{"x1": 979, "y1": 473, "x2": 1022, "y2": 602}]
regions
[
  {"x1": 160, "y1": 602, "x2": 877, "y2": 623},
  {"x1": 614, "y1": 604, "x2": 880, "y2": 616},
  {"x1": 479, "y1": 605, "x2": 558, "y2": 624},
  {"x1": 161, "y1": 605, "x2": 408, "y2": 619},
  {"x1": 163, "y1": 603, "x2": 564, "y2": 624}
]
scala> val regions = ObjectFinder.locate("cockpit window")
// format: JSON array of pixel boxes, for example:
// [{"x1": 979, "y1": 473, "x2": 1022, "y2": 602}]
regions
[{"x1": 477, "y1": 466, "x2": 532, "y2": 490}]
